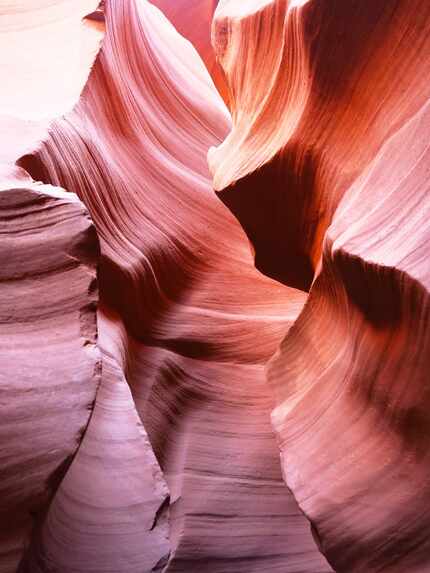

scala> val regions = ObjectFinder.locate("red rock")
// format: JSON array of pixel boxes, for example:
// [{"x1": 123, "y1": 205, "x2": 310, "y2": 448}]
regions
[
  {"x1": 18, "y1": 0, "x2": 330, "y2": 570},
  {"x1": 4, "y1": 0, "x2": 427, "y2": 570},
  {"x1": 150, "y1": 0, "x2": 228, "y2": 102},
  {"x1": 209, "y1": 0, "x2": 430, "y2": 290},
  {"x1": 209, "y1": 1, "x2": 430, "y2": 571},
  {"x1": 0, "y1": 167, "x2": 100, "y2": 571}
]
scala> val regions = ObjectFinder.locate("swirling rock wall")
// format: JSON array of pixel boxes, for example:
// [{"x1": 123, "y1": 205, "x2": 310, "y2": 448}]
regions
[
  {"x1": 269, "y1": 98, "x2": 430, "y2": 573},
  {"x1": 13, "y1": 0, "x2": 330, "y2": 572},
  {"x1": 1, "y1": 0, "x2": 429, "y2": 571},
  {"x1": 209, "y1": 0, "x2": 430, "y2": 290},
  {"x1": 209, "y1": 0, "x2": 430, "y2": 572}
]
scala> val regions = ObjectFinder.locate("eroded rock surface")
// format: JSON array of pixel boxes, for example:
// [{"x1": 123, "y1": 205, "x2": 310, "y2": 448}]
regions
[
  {"x1": 2, "y1": 0, "x2": 428, "y2": 571},
  {"x1": 209, "y1": 1, "x2": 430, "y2": 571},
  {"x1": 0, "y1": 167, "x2": 100, "y2": 571},
  {"x1": 20, "y1": 350, "x2": 170, "y2": 573},
  {"x1": 19, "y1": 0, "x2": 330, "y2": 571}
]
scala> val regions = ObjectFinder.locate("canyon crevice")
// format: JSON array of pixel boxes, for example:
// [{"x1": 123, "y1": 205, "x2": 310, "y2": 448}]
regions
[{"x1": 1, "y1": 1, "x2": 429, "y2": 572}]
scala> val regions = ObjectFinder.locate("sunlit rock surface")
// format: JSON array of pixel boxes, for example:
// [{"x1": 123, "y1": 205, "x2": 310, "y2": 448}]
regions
[
  {"x1": 1, "y1": 0, "x2": 429, "y2": 571},
  {"x1": 269, "y1": 98, "x2": 430, "y2": 573},
  {"x1": 0, "y1": 0, "x2": 103, "y2": 120},
  {"x1": 209, "y1": 1, "x2": 430, "y2": 572},
  {"x1": 209, "y1": 0, "x2": 430, "y2": 290},
  {"x1": 150, "y1": 0, "x2": 228, "y2": 101},
  {"x1": 13, "y1": 0, "x2": 330, "y2": 571}
]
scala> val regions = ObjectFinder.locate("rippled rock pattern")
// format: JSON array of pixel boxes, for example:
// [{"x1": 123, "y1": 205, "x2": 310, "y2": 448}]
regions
[
  {"x1": 0, "y1": 167, "x2": 100, "y2": 572},
  {"x1": 1, "y1": 0, "x2": 429, "y2": 572},
  {"x1": 210, "y1": 1, "x2": 430, "y2": 572}
]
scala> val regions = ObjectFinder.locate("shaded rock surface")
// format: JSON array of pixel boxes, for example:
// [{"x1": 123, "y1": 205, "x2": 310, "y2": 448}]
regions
[
  {"x1": 19, "y1": 350, "x2": 170, "y2": 573},
  {"x1": 19, "y1": 0, "x2": 331, "y2": 571},
  {"x1": 0, "y1": 167, "x2": 100, "y2": 571},
  {"x1": 209, "y1": 0, "x2": 430, "y2": 571}
]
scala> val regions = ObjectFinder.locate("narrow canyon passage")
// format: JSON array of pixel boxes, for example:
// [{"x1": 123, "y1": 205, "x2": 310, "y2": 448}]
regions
[{"x1": 1, "y1": 0, "x2": 429, "y2": 572}]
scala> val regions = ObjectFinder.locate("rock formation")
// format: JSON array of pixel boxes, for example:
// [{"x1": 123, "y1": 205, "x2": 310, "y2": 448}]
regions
[
  {"x1": 1, "y1": 0, "x2": 429, "y2": 572},
  {"x1": 150, "y1": 0, "x2": 227, "y2": 100},
  {"x1": 0, "y1": 167, "x2": 100, "y2": 572},
  {"x1": 209, "y1": 0, "x2": 430, "y2": 571}
]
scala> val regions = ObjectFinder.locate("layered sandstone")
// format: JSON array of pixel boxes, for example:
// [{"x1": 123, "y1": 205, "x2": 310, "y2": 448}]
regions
[
  {"x1": 2, "y1": 0, "x2": 428, "y2": 571},
  {"x1": 209, "y1": 1, "x2": 430, "y2": 571},
  {"x1": 15, "y1": 0, "x2": 330, "y2": 571},
  {"x1": 0, "y1": 167, "x2": 100, "y2": 571}
]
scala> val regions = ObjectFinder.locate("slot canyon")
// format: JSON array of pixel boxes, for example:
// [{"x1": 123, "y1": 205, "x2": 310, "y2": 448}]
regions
[{"x1": 1, "y1": 1, "x2": 429, "y2": 572}]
